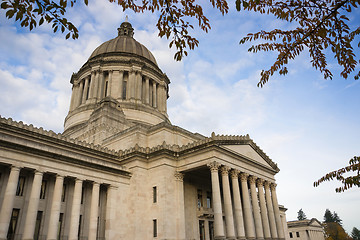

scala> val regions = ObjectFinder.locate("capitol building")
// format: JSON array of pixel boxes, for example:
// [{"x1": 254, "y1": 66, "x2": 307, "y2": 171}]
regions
[{"x1": 0, "y1": 21, "x2": 288, "y2": 240}]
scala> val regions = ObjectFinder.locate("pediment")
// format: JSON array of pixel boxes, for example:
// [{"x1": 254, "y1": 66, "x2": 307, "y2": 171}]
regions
[{"x1": 222, "y1": 144, "x2": 277, "y2": 171}]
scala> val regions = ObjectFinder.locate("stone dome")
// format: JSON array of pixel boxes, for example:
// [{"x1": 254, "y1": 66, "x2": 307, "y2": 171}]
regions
[{"x1": 89, "y1": 21, "x2": 158, "y2": 66}]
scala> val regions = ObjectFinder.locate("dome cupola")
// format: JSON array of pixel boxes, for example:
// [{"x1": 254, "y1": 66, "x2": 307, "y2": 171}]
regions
[{"x1": 63, "y1": 21, "x2": 170, "y2": 144}]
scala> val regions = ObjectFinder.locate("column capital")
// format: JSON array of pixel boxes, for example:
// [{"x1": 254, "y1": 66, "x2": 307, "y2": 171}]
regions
[
  {"x1": 207, "y1": 161, "x2": 221, "y2": 172},
  {"x1": 174, "y1": 171, "x2": 184, "y2": 181},
  {"x1": 257, "y1": 178, "x2": 265, "y2": 187},
  {"x1": 220, "y1": 166, "x2": 231, "y2": 176},
  {"x1": 11, "y1": 165, "x2": 21, "y2": 171},
  {"x1": 230, "y1": 169, "x2": 240, "y2": 179},
  {"x1": 264, "y1": 181, "x2": 271, "y2": 188},
  {"x1": 74, "y1": 178, "x2": 83, "y2": 183},
  {"x1": 270, "y1": 183, "x2": 277, "y2": 190},
  {"x1": 34, "y1": 170, "x2": 44, "y2": 176},
  {"x1": 239, "y1": 172, "x2": 249, "y2": 181},
  {"x1": 248, "y1": 175, "x2": 258, "y2": 184}
]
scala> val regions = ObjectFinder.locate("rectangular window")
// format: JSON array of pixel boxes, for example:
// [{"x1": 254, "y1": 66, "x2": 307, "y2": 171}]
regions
[
  {"x1": 289, "y1": 232, "x2": 293, "y2": 238},
  {"x1": 153, "y1": 186, "x2": 157, "y2": 203},
  {"x1": 57, "y1": 213, "x2": 63, "y2": 240},
  {"x1": 199, "y1": 220, "x2": 205, "y2": 240},
  {"x1": 7, "y1": 208, "x2": 20, "y2": 240},
  {"x1": 197, "y1": 189, "x2": 203, "y2": 208},
  {"x1": 40, "y1": 180, "x2": 47, "y2": 199},
  {"x1": 209, "y1": 221, "x2": 214, "y2": 240},
  {"x1": 61, "y1": 184, "x2": 66, "y2": 202},
  {"x1": 16, "y1": 176, "x2": 25, "y2": 196},
  {"x1": 296, "y1": 232, "x2": 300, "y2": 238},
  {"x1": 153, "y1": 219, "x2": 157, "y2": 237},
  {"x1": 206, "y1": 191, "x2": 212, "y2": 208},
  {"x1": 34, "y1": 211, "x2": 43, "y2": 240}
]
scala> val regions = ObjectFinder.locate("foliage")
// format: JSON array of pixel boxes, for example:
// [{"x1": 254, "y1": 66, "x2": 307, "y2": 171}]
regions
[
  {"x1": 1, "y1": 0, "x2": 359, "y2": 86},
  {"x1": 237, "y1": 0, "x2": 360, "y2": 87},
  {"x1": 323, "y1": 209, "x2": 343, "y2": 225},
  {"x1": 323, "y1": 222, "x2": 351, "y2": 240},
  {"x1": 351, "y1": 227, "x2": 360, "y2": 240},
  {"x1": 297, "y1": 208, "x2": 307, "y2": 220},
  {"x1": 314, "y1": 156, "x2": 360, "y2": 192}
]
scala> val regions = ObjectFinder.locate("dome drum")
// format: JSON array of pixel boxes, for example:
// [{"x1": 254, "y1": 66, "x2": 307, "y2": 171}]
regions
[{"x1": 64, "y1": 21, "x2": 170, "y2": 144}]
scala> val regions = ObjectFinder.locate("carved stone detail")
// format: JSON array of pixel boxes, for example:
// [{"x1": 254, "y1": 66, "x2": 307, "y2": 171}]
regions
[
  {"x1": 230, "y1": 169, "x2": 240, "y2": 179},
  {"x1": 220, "y1": 166, "x2": 231, "y2": 176},
  {"x1": 174, "y1": 171, "x2": 184, "y2": 181},
  {"x1": 239, "y1": 172, "x2": 249, "y2": 181},
  {"x1": 207, "y1": 161, "x2": 221, "y2": 172}
]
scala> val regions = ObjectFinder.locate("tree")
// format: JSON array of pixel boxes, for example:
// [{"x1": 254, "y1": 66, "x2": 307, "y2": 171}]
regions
[
  {"x1": 333, "y1": 212, "x2": 343, "y2": 226},
  {"x1": 324, "y1": 209, "x2": 334, "y2": 223},
  {"x1": 314, "y1": 156, "x2": 360, "y2": 193},
  {"x1": 297, "y1": 208, "x2": 307, "y2": 220},
  {"x1": 324, "y1": 222, "x2": 351, "y2": 240},
  {"x1": 351, "y1": 227, "x2": 360, "y2": 240},
  {"x1": 1, "y1": 0, "x2": 359, "y2": 86}
]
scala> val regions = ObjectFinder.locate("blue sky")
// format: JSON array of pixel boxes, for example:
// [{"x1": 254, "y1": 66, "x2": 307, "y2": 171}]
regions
[{"x1": 0, "y1": 0, "x2": 359, "y2": 233}]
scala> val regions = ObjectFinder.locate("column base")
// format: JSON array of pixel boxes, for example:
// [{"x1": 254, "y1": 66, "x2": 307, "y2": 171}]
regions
[
  {"x1": 237, "y1": 237, "x2": 247, "y2": 240},
  {"x1": 215, "y1": 236, "x2": 226, "y2": 240}
]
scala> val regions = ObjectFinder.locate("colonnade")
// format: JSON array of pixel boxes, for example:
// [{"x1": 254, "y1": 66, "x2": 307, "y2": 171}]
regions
[
  {"x1": 69, "y1": 69, "x2": 167, "y2": 113},
  {"x1": 207, "y1": 162, "x2": 285, "y2": 240},
  {"x1": 0, "y1": 166, "x2": 114, "y2": 240}
]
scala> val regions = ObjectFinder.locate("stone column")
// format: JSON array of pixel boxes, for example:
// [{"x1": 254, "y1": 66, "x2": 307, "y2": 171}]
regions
[
  {"x1": 135, "y1": 71, "x2": 142, "y2": 101},
  {"x1": 220, "y1": 166, "x2": 236, "y2": 239},
  {"x1": 271, "y1": 184, "x2": 285, "y2": 240},
  {"x1": 76, "y1": 80, "x2": 84, "y2": 107},
  {"x1": 257, "y1": 179, "x2": 271, "y2": 240},
  {"x1": 249, "y1": 176, "x2": 264, "y2": 240},
  {"x1": 0, "y1": 166, "x2": 21, "y2": 240},
  {"x1": 88, "y1": 71, "x2": 97, "y2": 100},
  {"x1": 240, "y1": 173, "x2": 255, "y2": 240},
  {"x1": 107, "y1": 70, "x2": 113, "y2": 97},
  {"x1": 47, "y1": 175, "x2": 64, "y2": 240},
  {"x1": 129, "y1": 70, "x2": 136, "y2": 100},
  {"x1": 264, "y1": 182, "x2": 277, "y2": 239},
  {"x1": 97, "y1": 71, "x2": 105, "y2": 99},
  {"x1": 68, "y1": 179, "x2": 83, "y2": 240},
  {"x1": 230, "y1": 170, "x2": 246, "y2": 240},
  {"x1": 207, "y1": 162, "x2": 225, "y2": 239},
  {"x1": 82, "y1": 76, "x2": 90, "y2": 104},
  {"x1": 145, "y1": 77, "x2": 150, "y2": 104},
  {"x1": 105, "y1": 186, "x2": 117, "y2": 240},
  {"x1": 175, "y1": 172, "x2": 186, "y2": 240},
  {"x1": 69, "y1": 85, "x2": 76, "y2": 111},
  {"x1": 111, "y1": 70, "x2": 122, "y2": 99},
  {"x1": 152, "y1": 81, "x2": 157, "y2": 108},
  {"x1": 22, "y1": 171, "x2": 44, "y2": 240},
  {"x1": 88, "y1": 182, "x2": 100, "y2": 240}
]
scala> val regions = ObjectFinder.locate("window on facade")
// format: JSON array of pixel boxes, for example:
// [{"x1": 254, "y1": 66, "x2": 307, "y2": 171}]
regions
[
  {"x1": 197, "y1": 189, "x2": 203, "y2": 208},
  {"x1": 61, "y1": 184, "x2": 66, "y2": 202},
  {"x1": 199, "y1": 220, "x2": 205, "y2": 240},
  {"x1": 40, "y1": 180, "x2": 47, "y2": 199},
  {"x1": 34, "y1": 211, "x2": 43, "y2": 240},
  {"x1": 289, "y1": 232, "x2": 293, "y2": 238},
  {"x1": 209, "y1": 221, "x2": 214, "y2": 240},
  {"x1": 57, "y1": 213, "x2": 63, "y2": 240},
  {"x1": 7, "y1": 208, "x2": 20, "y2": 240},
  {"x1": 153, "y1": 186, "x2": 157, "y2": 203},
  {"x1": 296, "y1": 232, "x2": 300, "y2": 238},
  {"x1": 206, "y1": 191, "x2": 212, "y2": 208},
  {"x1": 153, "y1": 219, "x2": 157, "y2": 238},
  {"x1": 16, "y1": 176, "x2": 25, "y2": 196}
]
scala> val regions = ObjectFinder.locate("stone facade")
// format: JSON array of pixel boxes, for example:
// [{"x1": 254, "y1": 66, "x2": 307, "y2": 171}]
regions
[
  {"x1": 0, "y1": 21, "x2": 287, "y2": 240},
  {"x1": 287, "y1": 219, "x2": 325, "y2": 240}
]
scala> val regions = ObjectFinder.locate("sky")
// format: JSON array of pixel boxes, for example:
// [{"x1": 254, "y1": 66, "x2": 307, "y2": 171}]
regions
[{"x1": 0, "y1": 0, "x2": 359, "y2": 234}]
